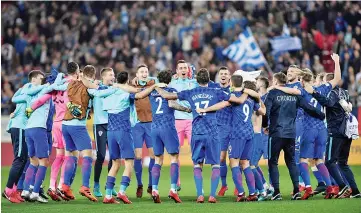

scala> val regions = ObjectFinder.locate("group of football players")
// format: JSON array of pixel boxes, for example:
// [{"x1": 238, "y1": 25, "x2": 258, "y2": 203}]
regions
[{"x1": 3, "y1": 53, "x2": 360, "y2": 205}]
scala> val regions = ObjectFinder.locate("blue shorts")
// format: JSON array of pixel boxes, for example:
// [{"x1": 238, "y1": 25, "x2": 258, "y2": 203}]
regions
[
  {"x1": 300, "y1": 128, "x2": 328, "y2": 159},
  {"x1": 132, "y1": 122, "x2": 152, "y2": 149},
  {"x1": 191, "y1": 134, "x2": 220, "y2": 165},
  {"x1": 250, "y1": 133, "x2": 264, "y2": 166},
  {"x1": 47, "y1": 131, "x2": 53, "y2": 155},
  {"x1": 218, "y1": 124, "x2": 231, "y2": 152},
  {"x1": 25, "y1": 127, "x2": 49, "y2": 158},
  {"x1": 295, "y1": 118, "x2": 303, "y2": 163},
  {"x1": 261, "y1": 132, "x2": 269, "y2": 159},
  {"x1": 62, "y1": 125, "x2": 92, "y2": 152},
  {"x1": 152, "y1": 127, "x2": 179, "y2": 156},
  {"x1": 228, "y1": 135, "x2": 253, "y2": 160},
  {"x1": 108, "y1": 129, "x2": 135, "y2": 160}
]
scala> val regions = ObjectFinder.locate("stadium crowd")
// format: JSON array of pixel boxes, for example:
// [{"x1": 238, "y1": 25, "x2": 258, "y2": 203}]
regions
[{"x1": 1, "y1": 1, "x2": 361, "y2": 114}]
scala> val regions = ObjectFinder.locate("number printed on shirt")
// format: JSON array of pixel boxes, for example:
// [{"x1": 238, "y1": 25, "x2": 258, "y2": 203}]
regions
[
  {"x1": 243, "y1": 104, "x2": 250, "y2": 121},
  {"x1": 155, "y1": 97, "x2": 164, "y2": 114},
  {"x1": 195, "y1": 101, "x2": 209, "y2": 115}
]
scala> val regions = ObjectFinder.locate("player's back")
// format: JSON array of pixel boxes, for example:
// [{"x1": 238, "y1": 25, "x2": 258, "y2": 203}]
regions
[
  {"x1": 266, "y1": 89, "x2": 298, "y2": 138},
  {"x1": 26, "y1": 85, "x2": 51, "y2": 129},
  {"x1": 287, "y1": 82, "x2": 304, "y2": 119},
  {"x1": 231, "y1": 92, "x2": 259, "y2": 139},
  {"x1": 149, "y1": 87, "x2": 176, "y2": 129},
  {"x1": 52, "y1": 90, "x2": 68, "y2": 122},
  {"x1": 302, "y1": 89, "x2": 326, "y2": 130},
  {"x1": 178, "y1": 86, "x2": 229, "y2": 135}
]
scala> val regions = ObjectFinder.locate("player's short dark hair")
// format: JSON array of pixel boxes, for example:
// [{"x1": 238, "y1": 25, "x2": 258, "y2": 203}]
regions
[
  {"x1": 231, "y1": 75, "x2": 243, "y2": 88},
  {"x1": 117, "y1": 71, "x2": 128, "y2": 84},
  {"x1": 176, "y1": 60, "x2": 186, "y2": 68},
  {"x1": 67, "y1": 62, "x2": 79, "y2": 75},
  {"x1": 244, "y1": 81, "x2": 257, "y2": 91},
  {"x1": 325, "y1": 73, "x2": 334, "y2": 82},
  {"x1": 137, "y1": 64, "x2": 148, "y2": 72},
  {"x1": 100, "y1": 67, "x2": 113, "y2": 76},
  {"x1": 301, "y1": 71, "x2": 313, "y2": 83},
  {"x1": 157, "y1": 69, "x2": 172, "y2": 84},
  {"x1": 83, "y1": 65, "x2": 96, "y2": 78},
  {"x1": 196, "y1": 68, "x2": 210, "y2": 85},
  {"x1": 273, "y1": 72, "x2": 287, "y2": 85},
  {"x1": 218, "y1": 66, "x2": 228, "y2": 72},
  {"x1": 28, "y1": 70, "x2": 45, "y2": 82},
  {"x1": 257, "y1": 76, "x2": 269, "y2": 89}
]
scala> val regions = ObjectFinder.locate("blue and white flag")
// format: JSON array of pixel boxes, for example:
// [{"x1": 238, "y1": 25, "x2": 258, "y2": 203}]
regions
[
  {"x1": 270, "y1": 24, "x2": 302, "y2": 58},
  {"x1": 222, "y1": 27, "x2": 266, "y2": 70}
]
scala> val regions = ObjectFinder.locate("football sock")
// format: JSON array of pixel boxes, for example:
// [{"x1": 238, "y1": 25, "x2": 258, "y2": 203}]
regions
[
  {"x1": 326, "y1": 163, "x2": 345, "y2": 188},
  {"x1": 105, "y1": 176, "x2": 116, "y2": 199},
  {"x1": 70, "y1": 157, "x2": 78, "y2": 186},
  {"x1": 64, "y1": 156, "x2": 76, "y2": 186},
  {"x1": 58, "y1": 157, "x2": 67, "y2": 188},
  {"x1": 299, "y1": 162, "x2": 311, "y2": 187},
  {"x1": 210, "y1": 166, "x2": 220, "y2": 197},
  {"x1": 50, "y1": 155, "x2": 64, "y2": 190},
  {"x1": 256, "y1": 166, "x2": 267, "y2": 185},
  {"x1": 231, "y1": 167, "x2": 244, "y2": 194},
  {"x1": 244, "y1": 167, "x2": 256, "y2": 195},
  {"x1": 151, "y1": 164, "x2": 161, "y2": 191},
  {"x1": 311, "y1": 166, "x2": 324, "y2": 184},
  {"x1": 17, "y1": 160, "x2": 29, "y2": 191},
  {"x1": 220, "y1": 161, "x2": 228, "y2": 187},
  {"x1": 252, "y1": 168, "x2": 264, "y2": 191},
  {"x1": 177, "y1": 161, "x2": 181, "y2": 186},
  {"x1": 170, "y1": 163, "x2": 178, "y2": 191},
  {"x1": 119, "y1": 176, "x2": 130, "y2": 194},
  {"x1": 193, "y1": 167, "x2": 203, "y2": 197},
  {"x1": 316, "y1": 163, "x2": 331, "y2": 186},
  {"x1": 33, "y1": 166, "x2": 47, "y2": 193},
  {"x1": 24, "y1": 164, "x2": 37, "y2": 191},
  {"x1": 148, "y1": 158, "x2": 155, "y2": 188},
  {"x1": 134, "y1": 159, "x2": 143, "y2": 186},
  {"x1": 82, "y1": 156, "x2": 93, "y2": 188}
]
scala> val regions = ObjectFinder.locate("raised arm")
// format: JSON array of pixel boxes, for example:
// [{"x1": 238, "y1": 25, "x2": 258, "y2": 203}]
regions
[
  {"x1": 26, "y1": 84, "x2": 48, "y2": 95},
  {"x1": 154, "y1": 87, "x2": 178, "y2": 100},
  {"x1": 328, "y1": 53, "x2": 341, "y2": 88},
  {"x1": 168, "y1": 100, "x2": 192, "y2": 113},
  {"x1": 197, "y1": 101, "x2": 231, "y2": 114}
]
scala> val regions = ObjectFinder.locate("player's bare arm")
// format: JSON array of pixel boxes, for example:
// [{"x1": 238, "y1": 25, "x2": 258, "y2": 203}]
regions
[
  {"x1": 197, "y1": 101, "x2": 230, "y2": 114},
  {"x1": 168, "y1": 100, "x2": 191, "y2": 113},
  {"x1": 113, "y1": 83, "x2": 141, "y2": 93},
  {"x1": 244, "y1": 88, "x2": 261, "y2": 102},
  {"x1": 80, "y1": 76, "x2": 99, "y2": 89},
  {"x1": 228, "y1": 93, "x2": 248, "y2": 104},
  {"x1": 135, "y1": 84, "x2": 157, "y2": 99},
  {"x1": 154, "y1": 87, "x2": 178, "y2": 100},
  {"x1": 329, "y1": 53, "x2": 341, "y2": 88},
  {"x1": 274, "y1": 86, "x2": 301, "y2": 95},
  {"x1": 256, "y1": 101, "x2": 266, "y2": 116}
]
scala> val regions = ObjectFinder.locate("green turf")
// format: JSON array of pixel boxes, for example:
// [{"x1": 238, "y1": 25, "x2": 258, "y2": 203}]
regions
[{"x1": 2, "y1": 165, "x2": 361, "y2": 213}]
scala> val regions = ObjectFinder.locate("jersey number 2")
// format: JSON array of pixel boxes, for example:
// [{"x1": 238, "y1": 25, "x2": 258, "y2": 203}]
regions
[{"x1": 155, "y1": 97, "x2": 164, "y2": 114}]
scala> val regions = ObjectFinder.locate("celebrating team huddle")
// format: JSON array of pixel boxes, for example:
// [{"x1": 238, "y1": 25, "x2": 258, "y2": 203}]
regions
[{"x1": 3, "y1": 54, "x2": 360, "y2": 205}]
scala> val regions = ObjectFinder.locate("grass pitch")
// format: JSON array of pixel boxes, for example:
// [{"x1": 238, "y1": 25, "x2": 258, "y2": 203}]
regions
[{"x1": 2, "y1": 165, "x2": 361, "y2": 213}]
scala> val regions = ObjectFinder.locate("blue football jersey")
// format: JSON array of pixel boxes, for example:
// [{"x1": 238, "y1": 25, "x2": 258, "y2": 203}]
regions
[
  {"x1": 216, "y1": 86, "x2": 233, "y2": 126},
  {"x1": 149, "y1": 87, "x2": 177, "y2": 129},
  {"x1": 286, "y1": 82, "x2": 304, "y2": 119},
  {"x1": 231, "y1": 91, "x2": 260, "y2": 139},
  {"x1": 302, "y1": 87, "x2": 327, "y2": 130},
  {"x1": 178, "y1": 87, "x2": 231, "y2": 135}
]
